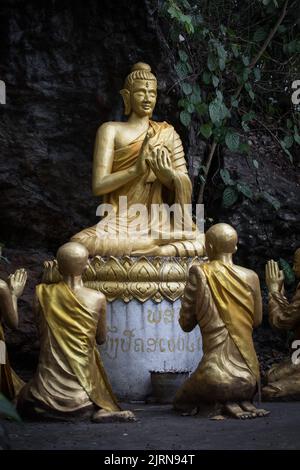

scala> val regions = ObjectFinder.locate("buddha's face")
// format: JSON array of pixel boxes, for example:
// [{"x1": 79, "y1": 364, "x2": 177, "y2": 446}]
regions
[
  {"x1": 130, "y1": 79, "x2": 157, "y2": 117},
  {"x1": 293, "y1": 251, "x2": 300, "y2": 278}
]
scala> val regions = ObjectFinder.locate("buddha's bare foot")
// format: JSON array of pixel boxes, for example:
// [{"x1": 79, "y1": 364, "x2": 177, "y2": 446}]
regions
[
  {"x1": 240, "y1": 401, "x2": 270, "y2": 418},
  {"x1": 224, "y1": 402, "x2": 255, "y2": 419},
  {"x1": 92, "y1": 409, "x2": 136, "y2": 423}
]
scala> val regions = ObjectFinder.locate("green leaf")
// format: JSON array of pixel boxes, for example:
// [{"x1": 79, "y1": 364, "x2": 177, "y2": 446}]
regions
[
  {"x1": 286, "y1": 119, "x2": 293, "y2": 129},
  {"x1": 0, "y1": 393, "x2": 21, "y2": 422},
  {"x1": 220, "y1": 168, "x2": 234, "y2": 186},
  {"x1": 280, "y1": 140, "x2": 293, "y2": 162},
  {"x1": 242, "y1": 55, "x2": 250, "y2": 66},
  {"x1": 253, "y1": 159, "x2": 259, "y2": 169},
  {"x1": 244, "y1": 82, "x2": 251, "y2": 92},
  {"x1": 178, "y1": 98, "x2": 186, "y2": 108},
  {"x1": 209, "y1": 100, "x2": 222, "y2": 124},
  {"x1": 279, "y1": 258, "x2": 295, "y2": 286},
  {"x1": 190, "y1": 83, "x2": 201, "y2": 104},
  {"x1": 231, "y1": 96, "x2": 239, "y2": 108},
  {"x1": 178, "y1": 49, "x2": 188, "y2": 62},
  {"x1": 294, "y1": 131, "x2": 300, "y2": 145},
  {"x1": 182, "y1": 82, "x2": 193, "y2": 95},
  {"x1": 242, "y1": 111, "x2": 256, "y2": 122},
  {"x1": 254, "y1": 67, "x2": 261, "y2": 82},
  {"x1": 243, "y1": 68, "x2": 250, "y2": 82},
  {"x1": 253, "y1": 28, "x2": 268, "y2": 42},
  {"x1": 195, "y1": 102, "x2": 208, "y2": 116},
  {"x1": 219, "y1": 58, "x2": 226, "y2": 71},
  {"x1": 186, "y1": 102, "x2": 195, "y2": 113},
  {"x1": 239, "y1": 143, "x2": 250, "y2": 153},
  {"x1": 212, "y1": 75, "x2": 219, "y2": 88},
  {"x1": 283, "y1": 135, "x2": 294, "y2": 149},
  {"x1": 260, "y1": 191, "x2": 281, "y2": 210},
  {"x1": 248, "y1": 89, "x2": 255, "y2": 100},
  {"x1": 284, "y1": 40, "x2": 300, "y2": 55},
  {"x1": 180, "y1": 110, "x2": 191, "y2": 127},
  {"x1": 222, "y1": 187, "x2": 239, "y2": 208},
  {"x1": 202, "y1": 71, "x2": 211, "y2": 85},
  {"x1": 225, "y1": 130, "x2": 240, "y2": 151},
  {"x1": 216, "y1": 90, "x2": 223, "y2": 102},
  {"x1": 237, "y1": 182, "x2": 253, "y2": 198},
  {"x1": 231, "y1": 44, "x2": 239, "y2": 58},
  {"x1": 175, "y1": 61, "x2": 188, "y2": 79},
  {"x1": 199, "y1": 123, "x2": 212, "y2": 139},
  {"x1": 207, "y1": 54, "x2": 218, "y2": 72}
]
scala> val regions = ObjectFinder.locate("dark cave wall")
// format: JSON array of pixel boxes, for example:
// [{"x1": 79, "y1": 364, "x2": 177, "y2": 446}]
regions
[{"x1": 0, "y1": 0, "x2": 178, "y2": 251}]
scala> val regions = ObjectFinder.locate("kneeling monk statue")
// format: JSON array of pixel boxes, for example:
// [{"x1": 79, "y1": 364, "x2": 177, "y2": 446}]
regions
[
  {"x1": 262, "y1": 251, "x2": 300, "y2": 400},
  {"x1": 0, "y1": 263, "x2": 27, "y2": 401},
  {"x1": 71, "y1": 62, "x2": 204, "y2": 257},
  {"x1": 174, "y1": 223, "x2": 269, "y2": 419},
  {"x1": 18, "y1": 242, "x2": 135, "y2": 422}
]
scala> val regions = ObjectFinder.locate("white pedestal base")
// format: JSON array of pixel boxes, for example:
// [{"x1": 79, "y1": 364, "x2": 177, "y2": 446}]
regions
[{"x1": 100, "y1": 299, "x2": 202, "y2": 400}]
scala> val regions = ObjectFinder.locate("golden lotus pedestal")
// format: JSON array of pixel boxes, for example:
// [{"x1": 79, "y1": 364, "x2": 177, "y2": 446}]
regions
[{"x1": 43, "y1": 256, "x2": 204, "y2": 400}]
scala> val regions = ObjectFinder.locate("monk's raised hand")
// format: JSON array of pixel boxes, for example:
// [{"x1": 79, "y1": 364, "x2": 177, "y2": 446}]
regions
[
  {"x1": 8, "y1": 268, "x2": 27, "y2": 298},
  {"x1": 265, "y1": 260, "x2": 284, "y2": 293}
]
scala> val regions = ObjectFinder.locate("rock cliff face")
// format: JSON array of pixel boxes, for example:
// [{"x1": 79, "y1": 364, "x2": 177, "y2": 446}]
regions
[
  {"x1": 0, "y1": 1, "x2": 299, "y2": 369},
  {"x1": 0, "y1": 0, "x2": 177, "y2": 251}
]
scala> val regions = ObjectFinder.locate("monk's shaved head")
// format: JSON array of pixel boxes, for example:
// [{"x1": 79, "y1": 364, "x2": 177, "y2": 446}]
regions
[
  {"x1": 205, "y1": 223, "x2": 238, "y2": 257},
  {"x1": 57, "y1": 242, "x2": 89, "y2": 276}
]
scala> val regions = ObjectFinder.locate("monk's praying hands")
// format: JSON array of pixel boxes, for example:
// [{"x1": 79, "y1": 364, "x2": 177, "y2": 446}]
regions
[{"x1": 265, "y1": 260, "x2": 284, "y2": 294}]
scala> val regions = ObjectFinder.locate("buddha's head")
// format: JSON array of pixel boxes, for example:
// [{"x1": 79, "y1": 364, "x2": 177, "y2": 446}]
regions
[
  {"x1": 293, "y1": 248, "x2": 300, "y2": 278},
  {"x1": 57, "y1": 242, "x2": 89, "y2": 276},
  {"x1": 120, "y1": 62, "x2": 157, "y2": 117},
  {"x1": 205, "y1": 223, "x2": 238, "y2": 259}
]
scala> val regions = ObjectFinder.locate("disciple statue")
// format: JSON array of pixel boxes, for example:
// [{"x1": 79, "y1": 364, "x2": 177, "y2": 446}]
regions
[
  {"x1": 0, "y1": 263, "x2": 27, "y2": 400},
  {"x1": 262, "y1": 251, "x2": 300, "y2": 400},
  {"x1": 71, "y1": 62, "x2": 204, "y2": 257},
  {"x1": 18, "y1": 242, "x2": 135, "y2": 422},
  {"x1": 173, "y1": 223, "x2": 269, "y2": 419}
]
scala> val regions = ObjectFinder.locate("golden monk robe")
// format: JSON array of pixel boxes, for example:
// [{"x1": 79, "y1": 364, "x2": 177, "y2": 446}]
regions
[
  {"x1": 71, "y1": 62, "x2": 204, "y2": 257},
  {"x1": 262, "y1": 252, "x2": 300, "y2": 400},
  {"x1": 0, "y1": 266, "x2": 27, "y2": 400},
  {"x1": 174, "y1": 223, "x2": 269, "y2": 419},
  {"x1": 18, "y1": 243, "x2": 134, "y2": 422}
]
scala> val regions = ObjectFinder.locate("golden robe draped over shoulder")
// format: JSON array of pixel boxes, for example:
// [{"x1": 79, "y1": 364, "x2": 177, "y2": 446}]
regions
[
  {"x1": 174, "y1": 261, "x2": 259, "y2": 409},
  {"x1": 0, "y1": 322, "x2": 24, "y2": 400},
  {"x1": 22, "y1": 282, "x2": 120, "y2": 413},
  {"x1": 72, "y1": 120, "x2": 204, "y2": 257},
  {"x1": 202, "y1": 261, "x2": 260, "y2": 380}
]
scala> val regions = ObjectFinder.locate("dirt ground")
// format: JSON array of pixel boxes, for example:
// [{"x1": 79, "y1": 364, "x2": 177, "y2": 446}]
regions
[{"x1": 3, "y1": 402, "x2": 300, "y2": 450}]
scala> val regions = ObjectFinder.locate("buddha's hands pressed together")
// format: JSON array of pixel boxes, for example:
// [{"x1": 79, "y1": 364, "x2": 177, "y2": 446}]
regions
[
  {"x1": 146, "y1": 146, "x2": 174, "y2": 188},
  {"x1": 265, "y1": 260, "x2": 284, "y2": 293},
  {"x1": 8, "y1": 268, "x2": 27, "y2": 298}
]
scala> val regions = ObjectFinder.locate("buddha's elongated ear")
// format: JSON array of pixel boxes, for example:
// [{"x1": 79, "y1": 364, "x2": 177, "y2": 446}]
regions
[{"x1": 120, "y1": 89, "x2": 131, "y2": 116}]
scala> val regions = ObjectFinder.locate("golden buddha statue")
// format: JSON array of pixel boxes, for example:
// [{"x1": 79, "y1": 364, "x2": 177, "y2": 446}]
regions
[
  {"x1": 71, "y1": 62, "x2": 204, "y2": 257},
  {"x1": 173, "y1": 223, "x2": 269, "y2": 419},
  {"x1": 18, "y1": 242, "x2": 135, "y2": 422},
  {"x1": 262, "y1": 251, "x2": 300, "y2": 400},
  {"x1": 0, "y1": 263, "x2": 27, "y2": 401}
]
